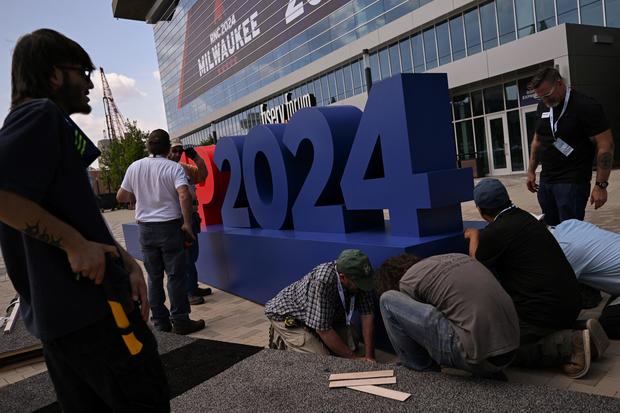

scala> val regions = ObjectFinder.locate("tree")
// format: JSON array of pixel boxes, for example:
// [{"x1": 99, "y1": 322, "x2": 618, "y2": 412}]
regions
[
  {"x1": 198, "y1": 133, "x2": 216, "y2": 146},
  {"x1": 99, "y1": 120, "x2": 148, "y2": 193}
]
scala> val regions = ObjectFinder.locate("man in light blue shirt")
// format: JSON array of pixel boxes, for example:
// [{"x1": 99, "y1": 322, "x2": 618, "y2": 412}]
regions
[{"x1": 551, "y1": 219, "x2": 620, "y2": 296}]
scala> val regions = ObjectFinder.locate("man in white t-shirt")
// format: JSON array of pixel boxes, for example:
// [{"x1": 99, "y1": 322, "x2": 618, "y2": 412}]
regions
[{"x1": 117, "y1": 130, "x2": 205, "y2": 335}]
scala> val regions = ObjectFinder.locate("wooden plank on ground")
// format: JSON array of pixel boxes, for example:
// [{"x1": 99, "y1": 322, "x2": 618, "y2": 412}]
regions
[
  {"x1": 329, "y1": 369, "x2": 394, "y2": 381},
  {"x1": 347, "y1": 385, "x2": 411, "y2": 401},
  {"x1": 328, "y1": 377, "x2": 397, "y2": 388}
]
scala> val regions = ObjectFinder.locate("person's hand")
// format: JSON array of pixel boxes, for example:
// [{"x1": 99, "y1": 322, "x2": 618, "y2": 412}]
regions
[
  {"x1": 184, "y1": 147, "x2": 197, "y2": 159},
  {"x1": 590, "y1": 186, "x2": 608, "y2": 210},
  {"x1": 526, "y1": 171, "x2": 538, "y2": 193},
  {"x1": 66, "y1": 241, "x2": 119, "y2": 284},
  {"x1": 358, "y1": 356, "x2": 376, "y2": 363},
  {"x1": 128, "y1": 264, "x2": 150, "y2": 321},
  {"x1": 463, "y1": 228, "x2": 478, "y2": 239},
  {"x1": 181, "y1": 223, "x2": 196, "y2": 242}
]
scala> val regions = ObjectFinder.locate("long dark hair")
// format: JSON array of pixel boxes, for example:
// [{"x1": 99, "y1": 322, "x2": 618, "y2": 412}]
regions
[{"x1": 11, "y1": 29, "x2": 94, "y2": 108}]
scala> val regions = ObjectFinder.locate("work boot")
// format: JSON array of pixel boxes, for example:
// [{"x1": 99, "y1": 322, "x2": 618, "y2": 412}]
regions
[
  {"x1": 562, "y1": 330, "x2": 591, "y2": 379},
  {"x1": 586, "y1": 319, "x2": 609, "y2": 360},
  {"x1": 172, "y1": 319, "x2": 206, "y2": 335},
  {"x1": 188, "y1": 295, "x2": 205, "y2": 305},
  {"x1": 194, "y1": 286, "x2": 213, "y2": 297}
]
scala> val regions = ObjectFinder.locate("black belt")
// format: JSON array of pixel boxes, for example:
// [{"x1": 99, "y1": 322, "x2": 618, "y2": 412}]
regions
[{"x1": 136, "y1": 218, "x2": 182, "y2": 225}]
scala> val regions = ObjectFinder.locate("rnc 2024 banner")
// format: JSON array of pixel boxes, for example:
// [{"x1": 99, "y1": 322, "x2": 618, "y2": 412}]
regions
[{"x1": 177, "y1": 0, "x2": 352, "y2": 107}]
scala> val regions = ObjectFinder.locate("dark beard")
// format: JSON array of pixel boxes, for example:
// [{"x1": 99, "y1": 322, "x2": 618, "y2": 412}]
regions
[{"x1": 52, "y1": 77, "x2": 91, "y2": 115}]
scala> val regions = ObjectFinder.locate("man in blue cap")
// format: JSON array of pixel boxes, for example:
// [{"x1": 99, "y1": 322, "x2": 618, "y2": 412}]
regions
[{"x1": 464, "y1": 179, "x2": 607, "y2": 379}]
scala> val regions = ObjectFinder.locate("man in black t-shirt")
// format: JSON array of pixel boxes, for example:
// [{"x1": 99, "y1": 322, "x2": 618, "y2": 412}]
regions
[
  {"x1": 0, "y1": 30, "x2": 169, "y2": 410},
  {"x1": 464, "y1": 179, "x2": 609, "y2": 379},
  {"x1": 526, "y1": 67, "x2": 614, "y2": 226}
]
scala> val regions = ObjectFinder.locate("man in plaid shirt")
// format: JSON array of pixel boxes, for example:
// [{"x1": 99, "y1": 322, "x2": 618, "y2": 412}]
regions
[{"x1": 265, "y1": 249, "x2": 376, "y2": 361}]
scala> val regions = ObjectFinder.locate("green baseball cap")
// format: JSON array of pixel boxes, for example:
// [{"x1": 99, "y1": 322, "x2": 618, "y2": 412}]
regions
[{"x1": 336, "y1": 249, "x2": 374, "y2": 291}]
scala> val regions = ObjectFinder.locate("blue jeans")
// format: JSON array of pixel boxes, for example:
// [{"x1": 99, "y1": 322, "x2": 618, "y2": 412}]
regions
[
  {"x1": 185, "y1": 212, "x2": 201, "y2": 295},
  {"x1": 138, "y1": 220, "x2": 190, "y2": 327},
  {"x1": 537, "y1": 180, "x2": 590, "y2": 226},
  {"x1": 380, "y1": 291, "x2": 469, "y2": 372}
]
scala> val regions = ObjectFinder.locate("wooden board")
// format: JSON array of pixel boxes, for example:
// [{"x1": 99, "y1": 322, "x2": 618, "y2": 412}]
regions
[
  {"x1": 329, "y1": 369, "x2": 394, "y2": 381},
  {"x1": 347, "y1": 385, "x2": 411, "y2": 401},
  {"x1": 328, "y1": 377, "x2": 397, "y2": 388}
]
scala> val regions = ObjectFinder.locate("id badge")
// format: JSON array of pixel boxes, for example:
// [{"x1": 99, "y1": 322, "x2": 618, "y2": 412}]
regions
[{"x1": 553, "y1": 138, "x2": 574, "y2": 157}]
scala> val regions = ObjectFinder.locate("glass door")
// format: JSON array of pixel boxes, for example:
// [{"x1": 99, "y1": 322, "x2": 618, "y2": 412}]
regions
[
  {"x1": 485, "y1": 113, "x2": 511, "y2": 175},
  {"x1": 521, "y1": 105, "x2": 539, "y2": 170}
]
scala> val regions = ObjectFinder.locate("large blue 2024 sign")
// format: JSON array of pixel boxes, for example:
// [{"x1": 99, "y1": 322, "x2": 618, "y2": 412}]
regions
[{"x1": 123, "y1": 73, "x2": 474, "y2": 305}]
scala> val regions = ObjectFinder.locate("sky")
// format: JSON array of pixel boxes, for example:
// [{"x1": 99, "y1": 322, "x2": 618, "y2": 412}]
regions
[{"x1": 1, "y1": 0, "x2": 167, "y2": 165}]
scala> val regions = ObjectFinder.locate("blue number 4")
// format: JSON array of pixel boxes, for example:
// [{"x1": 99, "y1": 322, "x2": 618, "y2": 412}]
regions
[{"x1": 341, "y1": 73, "x2": 473, "y2": 237}]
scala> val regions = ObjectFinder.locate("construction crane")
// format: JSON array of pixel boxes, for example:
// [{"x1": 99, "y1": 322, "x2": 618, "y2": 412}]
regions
[{"x1": 100, "y1": 67, "x2": 127, "y2": 140}]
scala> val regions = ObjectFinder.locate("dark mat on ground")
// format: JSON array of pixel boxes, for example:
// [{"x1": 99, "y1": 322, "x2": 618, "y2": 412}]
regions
[
  {"x1": 0, "y1": 314, "x2": 42, "y2": 367},
  {"x1": 172, "y1": 349, "x2": 620, "y2": 412},
  {"x1": 0, "y1": 332, "x2": 261, "y2": 412}
]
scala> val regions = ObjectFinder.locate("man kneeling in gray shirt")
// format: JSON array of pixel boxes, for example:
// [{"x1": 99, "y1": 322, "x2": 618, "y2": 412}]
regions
[{"x1": 377, "y1": 253, "x2": 519, "y2": 379}]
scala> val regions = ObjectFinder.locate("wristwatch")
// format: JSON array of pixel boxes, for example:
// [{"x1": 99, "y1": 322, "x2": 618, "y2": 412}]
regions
[{"x1": 595, "y1": 181, "x2": 609, "y2": 189}]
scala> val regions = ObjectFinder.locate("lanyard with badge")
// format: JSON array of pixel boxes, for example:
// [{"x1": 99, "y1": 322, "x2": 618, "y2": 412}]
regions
[
  {"x1": 546, "y1": 88, "x2": 573, "y2": 157},
  {"x1": 335, "y1": 265, "x2": 358, "y2": 351},
  {"x1": 493, "y1": 204, "x2": 516, "y2": 222}
]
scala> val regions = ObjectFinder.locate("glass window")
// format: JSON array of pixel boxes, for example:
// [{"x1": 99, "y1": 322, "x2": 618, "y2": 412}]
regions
[
  {"x1": 557, "y1": 0, "x2": 579, "y2": 23},
  {"x1": 581, "y1": 0, "x2": 604, "y2": 25},
  {"x1": 436, "y1": 21, "x2": 452, "y2": 66},
  {"x1": 515, "y1": 0, "x2": 536, "y2": 38},
  {"x1": 423, "y1": 28, "x2": 438, "y2": 69},
  {"x1": 464, "y1": 8, "x2": 482, "y2": 55},
  {"x1": 321, "y1": 76, "x2": 330, "y2": 105},
  {"x1": 480, "y1": 2, "x2": 498, "y2": 50},
  {"x1": 399, "y1": 38, "x2": 413, "y2": 73},
  {"x1": 507, "y1": 110, "x2": 525, "y2": 171},
  {"x1": 412, "y1": 32, "x2": 425, "y2": 72},
  {"x1": 343, "y1": 64, "x2": 353, "y2": 98},
  {"x1": 351, "y1": 60, "x2": 363, "y2": 94},
  {"x1": 453, "y1": 94, "x2": 472, "y2": 120},
  {"x1": 496, "y1": 0, "x2": 516, "y2": 44},
  {"x1": 473, "y1": 117, "x2": 489, "y2": 174},
  {"x1": 535, "y1": 0, "x2": 556, "y2": 31},
  {"x1": 504, "y1": 82, "x2": 519, "y2": 109},
  {"x1": 313, "y1": 78, "x2": 323, "y2": 105},
  {"x1": 449, "y1": 16, "x2": 466, "y2": 61},
  {"x1": 455, "y1": 120, "x2": 476, "y2": 160},
  {"x1": 370, "y1": 52, "x2": 380, "y2": 82},
  {"x1": 472, "y1": 90, "x2": 484, "y2": 116},
  {"x1": 389, "y1": 43, "x2": 401, "y2": 75},
  {"x1": 379, "y1": 47, "x2": 390, "y2": 79},
  {"x1": 335, "y1": 68, "x2": 345, "y2": 100},
  {"x1": 328, "y1": 72, "x2": 338, "y2": 102},
  {"x1": 484, "y1": 85, "x2": 504, "y2": 113},
  {"x1": 607, "y1": 0, "x2": 620, "y2": 27}
]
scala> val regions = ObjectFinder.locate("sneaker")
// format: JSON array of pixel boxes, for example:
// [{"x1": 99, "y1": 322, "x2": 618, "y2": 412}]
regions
[
  {"x1": 188, "y1": 295, "x2": 205, "y2": 305},
  {"x1": 562, "y1": 330, "x2": 591, "y2": 379},
  {"x1": 172, "y1": 319, "x2": 206, "y2": 335},
  {"x1": 586, "y1": 319, "x2": 609, "y2": 360},
  {"x1": 194, "y1": 287, "x2": 213, "y2": 297}
]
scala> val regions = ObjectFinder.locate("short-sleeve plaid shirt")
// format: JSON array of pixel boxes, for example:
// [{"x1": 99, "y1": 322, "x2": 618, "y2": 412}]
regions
[{"x1": 264, "y1": 261, "x2": 374, "y2": 331}]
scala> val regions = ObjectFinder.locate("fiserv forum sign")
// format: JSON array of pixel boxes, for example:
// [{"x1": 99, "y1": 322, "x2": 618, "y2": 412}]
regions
[{"x1": 178, "y1": 0, "x2": 351, "y2": 107}]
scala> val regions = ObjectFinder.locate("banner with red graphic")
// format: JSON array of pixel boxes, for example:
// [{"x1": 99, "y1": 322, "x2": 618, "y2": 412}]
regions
[{"x1": 177, "y1": 0, "x2": 351, "y2": 107}]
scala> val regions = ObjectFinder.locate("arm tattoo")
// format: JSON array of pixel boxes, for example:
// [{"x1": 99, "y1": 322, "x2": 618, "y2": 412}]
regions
[
  {"x1": 23, "y1": 221, "x2": 63, "y2": 248},
  {"x1": 597, "y1": 152, "x2": 613, "y2": 170}
]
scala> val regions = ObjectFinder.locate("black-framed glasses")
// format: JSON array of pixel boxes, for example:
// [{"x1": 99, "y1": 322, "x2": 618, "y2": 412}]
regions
[{"x1": 57, "y1": 65, "x2": 92, "y2": 80}]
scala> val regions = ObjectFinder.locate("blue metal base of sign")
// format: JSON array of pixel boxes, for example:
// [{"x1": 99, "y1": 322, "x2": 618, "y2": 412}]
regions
[{"x1": 122, "y1": 222, "x2": 481, "y2": 304}]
